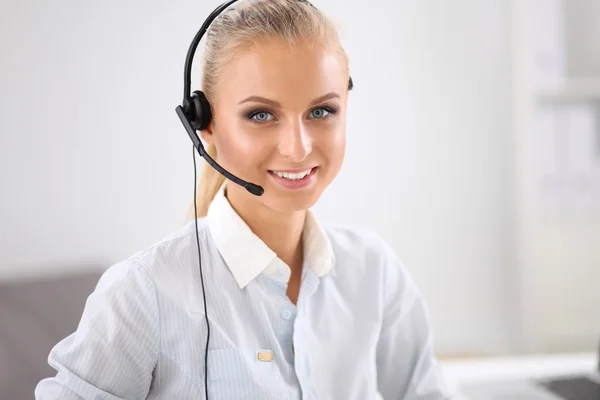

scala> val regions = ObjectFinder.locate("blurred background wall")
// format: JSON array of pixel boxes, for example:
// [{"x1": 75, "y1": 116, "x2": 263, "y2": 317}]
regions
[{"x1": 1, "y1": 0, "x2": 598, "y2": 360}]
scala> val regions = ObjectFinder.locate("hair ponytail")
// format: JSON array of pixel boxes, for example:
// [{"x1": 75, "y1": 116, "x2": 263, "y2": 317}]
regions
[{"x1": 186, "y1": 143, "x2": 226, "y2": 220}]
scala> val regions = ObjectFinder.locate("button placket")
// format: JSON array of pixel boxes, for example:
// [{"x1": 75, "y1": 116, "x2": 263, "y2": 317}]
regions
[{"x1": 292, "y1": 270, "x2": 321, "y2": 394}]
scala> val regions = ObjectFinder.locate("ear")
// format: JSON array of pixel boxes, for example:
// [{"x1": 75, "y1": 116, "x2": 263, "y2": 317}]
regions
[{"x1": 198, "y1": 122, "x2": 214, "y2": 146}]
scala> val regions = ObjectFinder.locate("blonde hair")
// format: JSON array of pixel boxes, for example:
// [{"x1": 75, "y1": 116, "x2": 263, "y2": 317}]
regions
[{"x1": 187, "y1": 0, "x2": 349, "y2": 220}]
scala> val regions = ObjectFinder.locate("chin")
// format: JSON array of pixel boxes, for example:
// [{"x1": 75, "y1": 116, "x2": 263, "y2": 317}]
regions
[{"x1": 263, "y1": 187, "x2": 322, "y2": 214}]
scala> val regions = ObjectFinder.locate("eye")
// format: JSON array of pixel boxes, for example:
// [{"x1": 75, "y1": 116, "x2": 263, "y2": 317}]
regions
[
  {"x1": 248, "y1": 111, "x2": 275, "y2": 124},
  {"x1": 308, "y1": 107, "x2": 337, "y2": 120}
]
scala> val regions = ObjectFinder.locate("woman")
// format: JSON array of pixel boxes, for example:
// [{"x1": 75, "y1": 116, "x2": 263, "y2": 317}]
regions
[{"x1": 35, "y1": 0, "x2": 449, "y2": 398}]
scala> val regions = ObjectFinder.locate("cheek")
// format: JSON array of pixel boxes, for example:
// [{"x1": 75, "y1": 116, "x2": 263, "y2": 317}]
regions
[
  {"x1": 323, "y1": 127, "x2": 346, "y2": 167},
  {"x1": 215, "y1": 123, "x2": 270, "y2": 172}
]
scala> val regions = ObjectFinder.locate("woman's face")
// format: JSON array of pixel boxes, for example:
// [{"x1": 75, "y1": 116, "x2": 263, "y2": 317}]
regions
[{"x1": 200, "y1": 38, "x2": 348, "y2": 214}]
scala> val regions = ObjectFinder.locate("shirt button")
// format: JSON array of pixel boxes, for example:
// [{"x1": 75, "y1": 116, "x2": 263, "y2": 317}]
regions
[{"x1": 281, "y1": 309, "x2": 293, "y2": 320}]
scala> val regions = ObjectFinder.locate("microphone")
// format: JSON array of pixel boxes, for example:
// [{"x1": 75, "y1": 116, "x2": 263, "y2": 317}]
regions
[{"x1": 175, "y1": 105, "x2": 265, "y2": 196}]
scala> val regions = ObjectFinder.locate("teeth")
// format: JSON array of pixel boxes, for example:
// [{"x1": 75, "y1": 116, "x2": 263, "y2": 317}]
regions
[{"x1": 272, "y1": 168, "x2": 312, "y2": 180}]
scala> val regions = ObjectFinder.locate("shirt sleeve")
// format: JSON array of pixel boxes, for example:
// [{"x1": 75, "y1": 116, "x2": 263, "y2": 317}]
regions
[
  {"x1": 34, "y1": 260, "x2": 160, "y2": 400},
  {"x1": 375, "y1": 239, "x2": 450, "y2": 400}
]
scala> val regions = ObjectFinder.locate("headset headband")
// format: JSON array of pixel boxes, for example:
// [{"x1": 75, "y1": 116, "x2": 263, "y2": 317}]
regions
[{"x1": 181, "y1": 0, "x2": 353, "y2": 106}]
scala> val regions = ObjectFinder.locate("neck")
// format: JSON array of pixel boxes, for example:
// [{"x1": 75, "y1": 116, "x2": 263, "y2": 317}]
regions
[{"x1": 225, "y1": 184, "x2": 306, "y2": 277}]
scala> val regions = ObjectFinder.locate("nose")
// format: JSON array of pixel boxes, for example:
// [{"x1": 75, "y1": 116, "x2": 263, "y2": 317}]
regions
[{"x1": 277, "y1": 119, "x2": 312, "y2": 162}]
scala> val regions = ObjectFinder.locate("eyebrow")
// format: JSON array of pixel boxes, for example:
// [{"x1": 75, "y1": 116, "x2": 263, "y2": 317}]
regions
[{"x1": 238, "y1": 92, "x2": 340, "y2": 108}]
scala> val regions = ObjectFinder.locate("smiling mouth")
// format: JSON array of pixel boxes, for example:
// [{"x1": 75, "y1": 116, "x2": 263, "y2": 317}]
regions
[
  {"x1": 267, "y1": 167, "x2": 319, "y2": 188},
  {"x1": 268, "y1": 167, "x2": 316, "y2": 180}
]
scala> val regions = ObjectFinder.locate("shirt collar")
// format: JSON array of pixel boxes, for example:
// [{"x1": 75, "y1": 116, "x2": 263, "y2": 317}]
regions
[{"x1": 207, "y1": 182, "x2": 336, "y2": 289}]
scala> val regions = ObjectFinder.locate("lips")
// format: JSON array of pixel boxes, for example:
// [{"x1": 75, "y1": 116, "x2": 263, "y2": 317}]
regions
[
  {"x1": 268, "y1": 166, "x2": 318, "y2": 189},
  {"x1": 270, "y1": 168, "x2": 312, "y2": 180}
]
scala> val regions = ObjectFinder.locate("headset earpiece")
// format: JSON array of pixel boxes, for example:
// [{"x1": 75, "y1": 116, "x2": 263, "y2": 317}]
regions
[{"x1": 186, "y1": 90, "x2": 212, "y2": 131}]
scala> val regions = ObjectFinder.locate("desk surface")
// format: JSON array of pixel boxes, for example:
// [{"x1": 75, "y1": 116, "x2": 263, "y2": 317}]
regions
[{"x1": 440, "y1": 352, "x2": 596, "y2": 399}]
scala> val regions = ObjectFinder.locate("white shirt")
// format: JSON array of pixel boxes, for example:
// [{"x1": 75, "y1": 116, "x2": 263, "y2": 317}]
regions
[{"x1": 35, "y1": 183, "x2": 450, "y2": 399}]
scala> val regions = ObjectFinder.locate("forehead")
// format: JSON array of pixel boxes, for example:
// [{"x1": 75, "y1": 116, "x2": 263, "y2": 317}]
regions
[{"x1": 215, "y1": 39, "x2": 346, "y2": 104}]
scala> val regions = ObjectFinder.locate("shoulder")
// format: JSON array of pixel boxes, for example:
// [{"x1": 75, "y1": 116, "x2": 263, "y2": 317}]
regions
[
  {"x1": 324, "y1": 223, "x2": 398, "y2": 266},
  {"x1": 324, "y1": 223, "x2": 420, "y2": 297},
  {"x1": 111, "y1": 217, "x2": 211, "y2": 283},
  {"x1": 97, "y1": 218, "x2": 211, "y2": 297},
  {"x1": 129, "y1": 218, "x2": 209, "y2": 268}
]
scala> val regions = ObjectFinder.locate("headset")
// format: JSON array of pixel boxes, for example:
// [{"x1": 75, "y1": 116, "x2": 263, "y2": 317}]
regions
[{"x1": 174, "y1": 0, "x2": 353, "y2": 397}]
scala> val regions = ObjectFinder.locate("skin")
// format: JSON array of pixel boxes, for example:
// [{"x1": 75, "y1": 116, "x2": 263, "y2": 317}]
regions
[{"x1": 200, "y1": 38, "x2": 349, "y2": 305}]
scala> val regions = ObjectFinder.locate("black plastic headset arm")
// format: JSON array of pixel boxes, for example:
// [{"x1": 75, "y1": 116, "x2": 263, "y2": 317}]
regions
[{"x1": 175, "y1": 105, "x2": 264, "y2": 196}]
